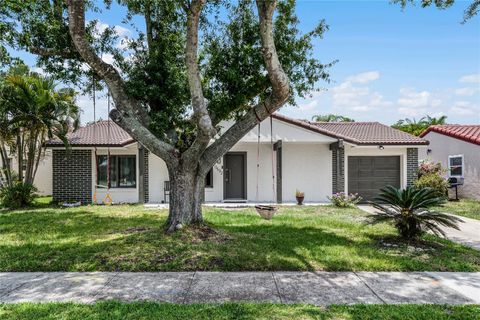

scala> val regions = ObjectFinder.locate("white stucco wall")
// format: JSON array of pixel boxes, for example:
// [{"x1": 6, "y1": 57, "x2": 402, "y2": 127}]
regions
[
  {"x1": 202, "y1": 142, "x2": 332, "y2": 203},
  {"x1": 91, "y1": 143, "x2": 140, "y2": 204},
  {"x1": 148, "y1": 150, "x2": 170, "y2": 203},
  {"x1": 1, "y1": 150, "x2": 52, "y2": 196},
  {"x1": 282, "y1": 143, "x2": 332, "y2": 202},
  {"x1": 420, "y1": 131, "x2": 480, "y2": 200}
]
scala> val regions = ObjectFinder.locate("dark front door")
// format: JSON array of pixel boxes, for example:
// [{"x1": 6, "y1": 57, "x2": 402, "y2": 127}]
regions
[
  {"x1": 348, "y1": 156, "x2": 401, "y2": 201},
  {"x1": 224, "y1": 153, "x2": 246, "y2": 200}
]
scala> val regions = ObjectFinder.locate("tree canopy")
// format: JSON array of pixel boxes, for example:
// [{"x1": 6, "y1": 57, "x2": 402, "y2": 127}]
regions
[
  {"x1": 0, "y1": 0, "x2": 334, "y2": 152},
  {"x1": 312, "y1": 114, "x2": 355, "y2": 123},
  {"x1": 392, "y1": 115, "x2": 448, "y2": 136}
]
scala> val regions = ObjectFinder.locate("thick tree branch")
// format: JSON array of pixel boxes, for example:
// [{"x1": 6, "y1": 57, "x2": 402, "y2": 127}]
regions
[
  {"x1": 66, "y1": 0, "x2": 177, "y2": 164},
  {"x1": 144, "y1": 0, "x2": 154, "y2": 50},
  {"x1": 185, "y1": 0, "x2": 216, "y2": 142},
  {"x1": 29, "y1": 47, "x2": 77, "y2": 58},
  {"x1": 201, "y1": 0, "x2": 290, "y2": 170},
  {"x1": 110, "y1": 109, "x2": 178, "y2": 165}
]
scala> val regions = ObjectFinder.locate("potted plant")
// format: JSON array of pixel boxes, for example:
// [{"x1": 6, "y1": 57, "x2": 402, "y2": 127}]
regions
[{"x1": 295, "y1": 190, "x2": 305, "y2": 205}]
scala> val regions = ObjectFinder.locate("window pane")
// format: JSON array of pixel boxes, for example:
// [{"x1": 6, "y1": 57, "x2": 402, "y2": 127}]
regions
[
  {"x1": 450, "y1": 166, "x2": 462, "y2": 176},
  {"x1": 205, "y1": 169, "x2": 213, "y2": 188},
  {"x1": 118, "y1": 156, "x2": 136, "y2": 187},
  {"x1": 450, "y1": 156, "x2": 462, "y2": 166},
  {"x1": 97, "y1": 155, "x2": 108, "y2": 188},
  {"x1": 109, "y1": 156, "x2": 118, "y2": 187}
]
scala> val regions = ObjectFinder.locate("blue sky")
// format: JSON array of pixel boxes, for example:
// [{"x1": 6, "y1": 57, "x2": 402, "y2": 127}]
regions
[
  {"x1": 12, "y1": 0, "x2": 480, "y2": 125},
  {"x1": 281, "y1": 0, "x2": 480, "y2": 124}
]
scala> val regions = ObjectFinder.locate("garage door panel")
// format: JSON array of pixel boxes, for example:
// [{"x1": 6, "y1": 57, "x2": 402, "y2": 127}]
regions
[
  {"x1": 348, "y1": 156, "x2": 401, "y2": 201},
  {"x1": 372, "y1": 170, "x2": 398, "y2": 178}
]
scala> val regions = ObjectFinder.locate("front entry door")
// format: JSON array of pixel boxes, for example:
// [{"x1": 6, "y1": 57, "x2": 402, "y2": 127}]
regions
[{"x1": 224, "y1": 153, "x2": 247, "y2": 200}]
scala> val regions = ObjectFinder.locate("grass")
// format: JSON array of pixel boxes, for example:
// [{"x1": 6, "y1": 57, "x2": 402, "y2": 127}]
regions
[
  {"x1": 1, "y1": 204, "x2": 479, "y2": 272},
  {"x1": 33, "y1": 196, "x2": 53, "y2": 206},
  {"x1": 0, "y1": 302, "x2": 479, "y2": 320},
  {"x1": 435, "y1": 199, "x2": 480, "y2": 220}
]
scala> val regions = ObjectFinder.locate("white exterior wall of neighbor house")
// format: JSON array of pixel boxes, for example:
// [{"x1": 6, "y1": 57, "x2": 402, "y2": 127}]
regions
[
  {"x1": 91, "y1": 143, "x2": 140, "y2": 204},
  {"x1": 343, "y1": 145, "x2": 414, "y2": 193},
  {"x1": 419, "y1": 131, "x2": 480, "y2": 200},
  {"x1": 1, "y1": 151, "x2": 52, "y2": 196}
]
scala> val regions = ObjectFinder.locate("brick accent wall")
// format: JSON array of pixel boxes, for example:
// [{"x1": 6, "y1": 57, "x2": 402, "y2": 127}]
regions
[
  {"x1": 406, "y1": 148, "x2": 418, "y2": 187},
  {"x1": 332, "y1": 148, "x2": 345, "y2": 194},
  {"x1": 52, "y1": 149, "x2": 92, "y2": 204},
  {"x1": 143, "y1": 149, "x2": 149, "y2": 203}
]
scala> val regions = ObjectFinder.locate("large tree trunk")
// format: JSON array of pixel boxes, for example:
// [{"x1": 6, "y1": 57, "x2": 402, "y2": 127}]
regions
[
  {"x1": 66, "y1": 0, "x2": 289, "y2": 232},
  {"x1": 166, "y1": 163, "x2": 206, "y2": 233}
]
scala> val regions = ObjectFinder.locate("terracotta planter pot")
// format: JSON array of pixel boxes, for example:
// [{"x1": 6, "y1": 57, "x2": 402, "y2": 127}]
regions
[{"x1": 296, "y1": 196, "x2": 304, "y2": 205}]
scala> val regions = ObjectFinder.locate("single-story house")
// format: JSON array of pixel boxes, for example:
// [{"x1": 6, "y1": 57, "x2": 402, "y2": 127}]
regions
[
  {"x1": 45, "y1": 114, "x2": 428, "y2": 204},
  {"x1": 420, "y1": 125, "x2": 480, "y2": 200}
]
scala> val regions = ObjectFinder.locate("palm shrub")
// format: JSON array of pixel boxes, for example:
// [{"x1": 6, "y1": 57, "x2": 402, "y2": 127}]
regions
[
  {"x1": 368, "y1": 185, "x2": 461, "y2": 239},
  {"x1": 0, "y1": 181, "x2": 37, "y2": 209}
]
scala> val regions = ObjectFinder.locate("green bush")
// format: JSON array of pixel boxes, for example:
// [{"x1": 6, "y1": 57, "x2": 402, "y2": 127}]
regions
[
  {"x1": 0, "y1": 182, "x2": 38, "y2": 209},
  {"x1": 414, "y1": 173, "x2": 448, "y2": 197}
]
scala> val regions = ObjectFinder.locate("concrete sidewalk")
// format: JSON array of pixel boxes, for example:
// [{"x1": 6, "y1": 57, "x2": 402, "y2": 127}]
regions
[{"x1": 1, "y1": 272, "x2": 479, "y2": 305}]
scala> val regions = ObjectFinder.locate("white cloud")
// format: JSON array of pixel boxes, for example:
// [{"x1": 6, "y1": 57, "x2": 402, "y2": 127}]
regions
[
  {"x1": 113, "y1": 25, "x2": 130, "y2": 37},
  {"x1": 299, "y1": 100, "x2": 318, "y2": 111},
  {"x1": 396, "y1": 88, "x2": 448, "y2": 117},
  {"x1": 102, "y1": 53, "x2": 115, "y2": 65},
  {"x1": 94, "y1": 22, "x2": 130, "y2": 37},
  {"x1": 397, "y1": 107, "x2": 423, "y2": 117},
  {"x1": 345, "y1": 71, "x2": 380, "y2": 84},
  {"x1": 397, "y1": 88, "x2": 431, "y2": 108},
  {"x1": 331, "y1": 81, "x2": 369, "y2": 106},
  {"x1": 459, "y1": 74, "x2": 480, "y2": 83},
  {"x1": 330, "y1": 72, "x2": 392, "y2": 113},
  {"x1": 32, "y1": 67, "x2": 45, "y2": 76},
  {"x1": 92, "y1": 20, "x2": 131, "y2": 51},
  {"x1": 369, "y1": 92, "x2": 393, "y2": 108},
  {"x1": 76, "y1": 94, "x2": 110, "y2": 124},
  {"x1": 449, "y1": 101, "x2": 478, "y2": 115},
  {"x1": 455, "y1": 87, "x2": 478, "y2": 96}
]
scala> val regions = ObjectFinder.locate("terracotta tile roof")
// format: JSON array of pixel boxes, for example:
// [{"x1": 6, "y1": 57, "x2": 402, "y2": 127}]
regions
[
  {"x1": 420, "y1": 125, "x2": 480, "y2": 146},
  {"x1": 46, "y1": 120, "x2": 135, "y2": 147},
  {"x1": 47, "y1": 114, "x2": 428, "y2": 147},
  {"x1": 273, "y1": 114, "x2": 428, "y2": 145}
]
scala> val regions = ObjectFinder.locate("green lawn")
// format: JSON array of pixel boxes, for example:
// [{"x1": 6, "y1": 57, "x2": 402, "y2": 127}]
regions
[
  {"x1": 0, "y1": 302, "x2": 479, "y2": 320},
  {"x1": 435, "y1": 199, "x2": 480, "y2": 220},
  {"x1": 0, "y1": 204, "x2": 479, "y2": 272}
]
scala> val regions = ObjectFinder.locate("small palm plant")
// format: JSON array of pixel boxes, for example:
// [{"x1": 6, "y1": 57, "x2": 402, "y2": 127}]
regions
[{"x1": 368, "y1": 186, "x2": 462, "y2": 239}]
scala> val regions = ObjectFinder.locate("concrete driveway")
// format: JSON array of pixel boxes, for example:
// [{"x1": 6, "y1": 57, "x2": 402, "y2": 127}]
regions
[{"x1": 357, "y1": 205, "x2": 480, "y2": 250}]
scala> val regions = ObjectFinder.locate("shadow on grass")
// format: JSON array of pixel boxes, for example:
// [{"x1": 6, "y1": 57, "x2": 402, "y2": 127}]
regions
[{"x1": 0, "y1": 206, "x2": 479, "y2": 272}]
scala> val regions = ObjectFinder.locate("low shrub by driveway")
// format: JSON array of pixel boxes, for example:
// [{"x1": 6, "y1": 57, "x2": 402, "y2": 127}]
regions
[{"x1": 0, "y1": 204, "x2": 479, "y2": 272}]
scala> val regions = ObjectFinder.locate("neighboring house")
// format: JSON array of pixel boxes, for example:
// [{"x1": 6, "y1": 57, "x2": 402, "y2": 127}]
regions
[
  {"x1": 45, "y1": 114, "x2": 428, "y2": 204},
  {"x1": 420, "y1": 125, "x2": 480, "y2": 200},
  {"x1": 0, "y1": 149, "x2": 52, "y2": 196}
]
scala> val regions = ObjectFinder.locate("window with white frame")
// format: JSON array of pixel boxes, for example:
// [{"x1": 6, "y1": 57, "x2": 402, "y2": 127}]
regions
[{"x1": 448, "y1": 155, "x2": 464, "y2": 178}]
